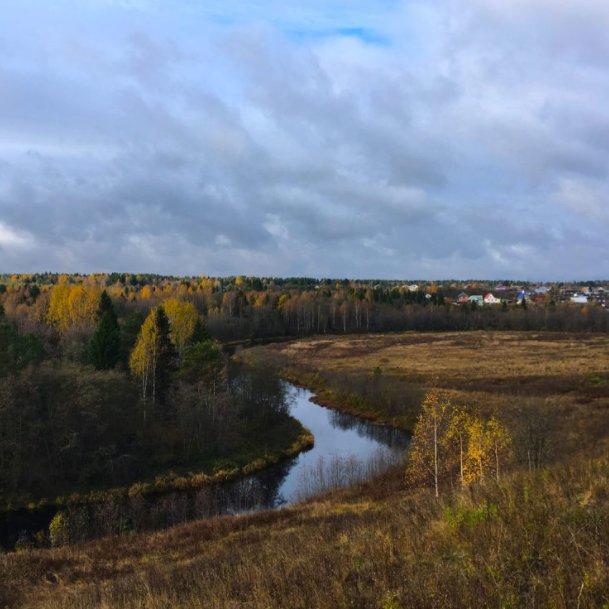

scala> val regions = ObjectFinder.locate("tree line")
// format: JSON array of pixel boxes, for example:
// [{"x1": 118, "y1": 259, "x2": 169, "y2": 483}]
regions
[{"x1": 1, "y1": 276, "x2": 607, "y2": 353}]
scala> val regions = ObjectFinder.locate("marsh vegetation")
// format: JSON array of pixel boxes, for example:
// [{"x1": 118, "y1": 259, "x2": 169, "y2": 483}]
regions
[{"x1": 1, "y1": 298, "x2": 609, "y2": 608}]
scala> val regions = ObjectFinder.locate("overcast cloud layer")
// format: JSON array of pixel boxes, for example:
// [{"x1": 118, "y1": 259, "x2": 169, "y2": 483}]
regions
[{"x1": 1, "y1": 0, "x2": 608, "y2": 279}]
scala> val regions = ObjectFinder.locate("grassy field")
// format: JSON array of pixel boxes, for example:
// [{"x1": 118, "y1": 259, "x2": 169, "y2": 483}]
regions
[
  {"x1": 245, "y1": 331, "x2": 609, "y2": 457},
  {"x1": 259, "y1": 331, "x2": 609, "y2": 399},
  {"x1": 2, "y1": 331, "x2": 609, "y2": 608}
]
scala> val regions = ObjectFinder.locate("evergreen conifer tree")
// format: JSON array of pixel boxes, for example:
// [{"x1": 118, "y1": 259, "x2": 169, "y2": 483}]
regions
[
  {"x1": 89, "y1": 292, "x2": 121, "y2": 370},
  {"x1": 97, "y1": 290, "x2": 118, "y2": 324},
  {"x1": 154, "y1": 305, "x2": 177, "y2": 401},
  {"x1": 190, "y1": 317, "x2": 211, "y2": 344}
]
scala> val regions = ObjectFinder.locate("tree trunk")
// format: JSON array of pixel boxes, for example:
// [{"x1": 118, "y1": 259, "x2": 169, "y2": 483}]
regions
[
  {"x1": 434, "y1": 415, "x2": 439, "y2": 498},
  {"x1": 459, "y1": 435, "x2": 464, "y2": 488}
]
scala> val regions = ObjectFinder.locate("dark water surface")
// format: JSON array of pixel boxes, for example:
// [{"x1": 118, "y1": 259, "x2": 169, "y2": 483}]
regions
[{"x1": 0, "y1": 379, "x2": 410, "y2": 549}]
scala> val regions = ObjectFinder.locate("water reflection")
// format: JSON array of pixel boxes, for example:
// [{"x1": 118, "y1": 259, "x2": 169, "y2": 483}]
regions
[
  {"x1": 327, "y1": 409, "x2": 411, "y2": 450},
  {"x1": 1, "y1": 374, "x2": 410, "y2": 550}
]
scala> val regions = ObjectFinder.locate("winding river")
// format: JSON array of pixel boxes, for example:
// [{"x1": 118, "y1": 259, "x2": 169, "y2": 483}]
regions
[{"x1": 0, "y1": 380, "x2": 410, "y2": 549}]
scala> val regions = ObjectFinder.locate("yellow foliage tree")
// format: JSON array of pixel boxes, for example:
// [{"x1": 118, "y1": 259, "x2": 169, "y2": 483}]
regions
[
  {"x1": 276, "y1": 294, "x2": 289, "y2": 311},
  {"x1": 130, "y1": 307, "x2": 173, "y2": 406},
  {"x1": 68, "y1": 285, "x2": 102, "y2": 328},
  {"x1": 407, "y1": 390, "x2": 452, "y2": 498},
  {"x1": 463, "y1": 416, "x2": 512, "y2": 485},
  {"x1": 486, "y1": 416, "x2": 512, "y2": 481},
  {"x1": 464, "y1": 417, "x2": 488, "y2": 485},
  {"x1": 446, "y1": 403, "x2": 471, "y2": 488},
  {"x1": 163, "y1": 298, "x2": 198, "y2": 360},
  {"x1": 47, "y1": 285, "x2": 102, "y2": 332},
  {"x1": 130, "y1": 314, "x2": 155, "y2": 404},
  {"x1": 47, "y1": 285, "x2": 72, "y2": 332}
]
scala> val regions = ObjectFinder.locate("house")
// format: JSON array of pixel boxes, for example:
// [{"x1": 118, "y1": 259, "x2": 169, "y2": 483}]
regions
[
  {"x1": 408, "y1": 284, "x2": 419, "y2": 292},
  {"x1": 457, "y1": 292, "x2": 469, "y2": 303},
  {"x1": 484, "y1": 293, "x2": 501, "y2": 305},
  {"x1": 535, "y1": 286, "x2": 549, "y2": 294},
  {"x1": 571, "y1": 295, "x2": 588, "y2": 304},
  {"x1": 468, "y1": 295, "x2": 483, "y2": 306},
  {"x1": 495, "y1": 285, "x2": 507, "y2": 291}
]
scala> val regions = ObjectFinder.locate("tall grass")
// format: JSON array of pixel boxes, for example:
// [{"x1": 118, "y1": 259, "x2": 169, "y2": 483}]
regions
[
  {"x1": 2, "y1": 454, "x2": 609, "y2": 608},
  {"x1": 295, "y1": 447, "x2": 405, "y2": 502}
]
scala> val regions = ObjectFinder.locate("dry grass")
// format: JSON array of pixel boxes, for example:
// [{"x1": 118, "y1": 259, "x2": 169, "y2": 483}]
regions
[
  {"x1": 268, "y1": 331, "x2": 609, "y2": 390},
  {"x1": 3, "y1": 331, "x2": 609, "y2": 608},
  {"x1": 257, "y1": 331, "x2": 609, "y2": 457},
  {"x1": 3, "y1": 457, "x2": 609, "y2": 609}
]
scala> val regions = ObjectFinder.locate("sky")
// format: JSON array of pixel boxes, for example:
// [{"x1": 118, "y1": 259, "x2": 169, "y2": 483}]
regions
[{"x1": 0, "y1": 0, "x2": 608, "y2": 280}]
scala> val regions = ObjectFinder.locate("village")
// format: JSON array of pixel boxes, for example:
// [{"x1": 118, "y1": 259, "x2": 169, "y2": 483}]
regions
[{"x1": 390, "y1": 282, "x2": 609, "y2": 308}]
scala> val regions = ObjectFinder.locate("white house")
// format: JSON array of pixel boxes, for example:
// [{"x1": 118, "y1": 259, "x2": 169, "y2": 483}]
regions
[
  {"x1": 468, "y1": 295, "x2": 483, "y2": 305},
  {"x1": 571, "y1": 295, "x2": 588, "y2": 304},
  {"x1": 484, "y1": 293, "x2": 501, "y2": 305}
]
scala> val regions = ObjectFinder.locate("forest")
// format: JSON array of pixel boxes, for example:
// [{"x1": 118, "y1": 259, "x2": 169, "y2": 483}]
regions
[
  {"x1": 0, "y1": 279, "x2": 309, "y2": 511},
  {"x1": 1, "y1": 272, "x2": 608, "y2": 347}
]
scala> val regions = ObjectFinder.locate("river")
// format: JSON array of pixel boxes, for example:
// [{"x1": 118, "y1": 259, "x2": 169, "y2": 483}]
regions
[{"x1": 0, "y1": 380, "x2": 410, "y2": 550}]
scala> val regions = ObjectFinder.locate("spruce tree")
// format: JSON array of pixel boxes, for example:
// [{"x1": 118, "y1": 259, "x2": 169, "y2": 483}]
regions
[
  {"x1": 89, "y1": 293, "x2": 121, "y2": 370},
  {"x1": 97, "y1": 290, "x2": 118, "y2": 325},
  {"x1": 190, "y1": 317, "x2": 210, "y2": 344},
  {"x1": 154, "y1": 305, "x2": 177, "y2": 403}
]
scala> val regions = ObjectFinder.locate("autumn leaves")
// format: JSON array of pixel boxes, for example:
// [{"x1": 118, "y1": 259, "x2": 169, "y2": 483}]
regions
[
  {"x1": 47, "y1": 284, "x2": 104, "y2": 332},
  {"x1": 129, "y1": 299, "x2": 210, "y2": 405},
  {"x1": 47, "y1": 284, "x2": 216, "y2": 407},
  {"x1": 407, "y1": 390, "x2": 511, "y2": 497}
]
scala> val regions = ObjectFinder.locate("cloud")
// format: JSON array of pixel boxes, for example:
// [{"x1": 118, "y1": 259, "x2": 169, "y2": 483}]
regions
[{"x1": 0, "y1": 0, "x2": 608, "y2": 279}]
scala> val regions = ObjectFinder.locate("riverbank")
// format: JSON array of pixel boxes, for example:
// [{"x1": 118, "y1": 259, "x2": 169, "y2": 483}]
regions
[
  {"x1": 0, "y1": 417, "x2": 313, "y2": 516},
  {"x1": 0, "y1": 373, "x2": 411, "y2": 553},
  {"x1": 242, "y1": 331, "x2": 609, "y2": 461},
  {"x1": 2, "y1": 448, "x2": 609, "y2": 608},
  {"x1": 279, "y1": 367, "x2": 418, "y2": 431}
]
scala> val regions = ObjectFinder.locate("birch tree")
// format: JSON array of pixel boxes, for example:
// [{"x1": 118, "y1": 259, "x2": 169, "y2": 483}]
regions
[
  {"x1": 446, "y1": 403, "x2": 470, "y2": 488},
  {"x1": 486, "y1": 416, "x2": 512, "y2": 481},
  {"x1": 130, "y1": 306, "x2": 175, "y2": 408},
  {"x1": 163, "y1": 298, "x2": 198, "y2": 361},
  {"x1": 464, "y1": 417, "x2": 488, "y2": 485},
  {"x1": 407, "y1": 390, "x2": 452, "y2": 497}
]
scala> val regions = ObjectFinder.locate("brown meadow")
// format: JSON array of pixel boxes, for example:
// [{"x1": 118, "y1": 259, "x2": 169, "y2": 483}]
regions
[{"x1": 2, "y1": 331, "x2": 609, "y2": 608}]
